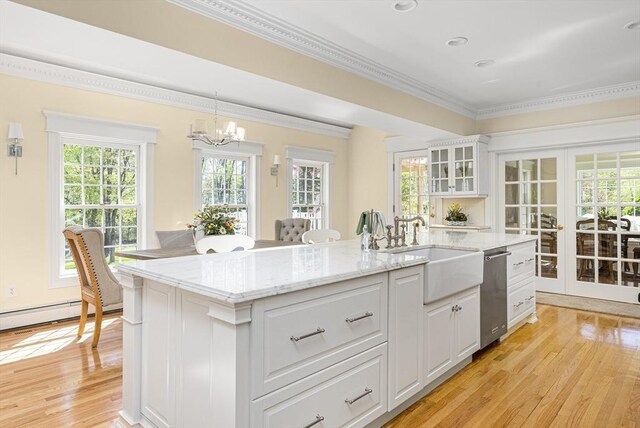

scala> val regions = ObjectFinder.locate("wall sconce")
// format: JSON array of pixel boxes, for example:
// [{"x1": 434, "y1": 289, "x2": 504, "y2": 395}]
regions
[
  {"x1": 271, "y1": 154, "x2": 281, "y2": 187},
  {"x1": 7, "y1": 122, "x2": 24, "y2": 175}
]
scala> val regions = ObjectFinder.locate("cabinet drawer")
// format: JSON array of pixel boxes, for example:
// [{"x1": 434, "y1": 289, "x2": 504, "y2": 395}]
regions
[
  {"x1": 507, "y1": 278, "x2": 535, "y2": 327},
  {"x1": 251, "y1": 344, "x2": 387, "y2": 428},
  {"x1": 252, "y1": 275, "x2": 388, "y2": 397},
  {"x1": 507, "y1": 245, "x2": 535, "y2": 285}
]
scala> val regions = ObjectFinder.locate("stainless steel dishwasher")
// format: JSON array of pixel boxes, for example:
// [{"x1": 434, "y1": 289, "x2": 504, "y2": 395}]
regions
[{"x1": 480, "y1": 247, "x2": 511, "y2": 349}]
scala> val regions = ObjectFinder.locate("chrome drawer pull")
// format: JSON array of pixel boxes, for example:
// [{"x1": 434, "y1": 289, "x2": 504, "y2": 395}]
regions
[
  {"x1": 345, "y1": 388, "x2": 373, "y2": 405},
  {"x1": 302, "y1": 414, "x2": 324, "y2": 428},
  {"x1": 513, "y1": 302, "x2": 524, "y2": 309},
  {"x1": 346, "y1": 312, "x2": 374, "y2": 323},
  {"x1": 291, "y1": 327, "x2": 325, "y2": 342},
  {"x1": 525, "y1": 295, "x2": 535, "y2": 301},
  {"x1": 525, "y1": 258, "x2": 535, "y2": 262},
  {"x1": 513, "y1": 261, "x2": 524, "y2": 266}
]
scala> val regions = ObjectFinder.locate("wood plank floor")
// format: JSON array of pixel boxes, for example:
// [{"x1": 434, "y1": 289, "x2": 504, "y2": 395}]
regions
[{"x1": 0, "y1": 304, "x2": 638, "y2": 427}]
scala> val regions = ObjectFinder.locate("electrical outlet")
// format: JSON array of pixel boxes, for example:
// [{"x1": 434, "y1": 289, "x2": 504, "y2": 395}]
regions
[{"x1": 7, "y1": 287, "x2": 17, "y2": 298}]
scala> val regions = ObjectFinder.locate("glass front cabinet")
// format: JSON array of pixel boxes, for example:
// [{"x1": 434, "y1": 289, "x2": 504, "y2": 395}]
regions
[{"x1": 428, "y1": 136, "x2": 489, "y2": 197}]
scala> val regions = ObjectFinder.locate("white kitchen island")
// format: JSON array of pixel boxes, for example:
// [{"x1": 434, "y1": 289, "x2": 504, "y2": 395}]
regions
[{"x1": 117, "y1": 232, "x2": 536, "y2": 428}]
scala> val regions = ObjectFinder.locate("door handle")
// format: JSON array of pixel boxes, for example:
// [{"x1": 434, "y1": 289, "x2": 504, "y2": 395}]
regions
[
  {"x1": 557, "y1": 224, "x2": 564, "y2": 231},
  {"x1": 485, "y1": 252, "x2": 512, "y2": 261}
]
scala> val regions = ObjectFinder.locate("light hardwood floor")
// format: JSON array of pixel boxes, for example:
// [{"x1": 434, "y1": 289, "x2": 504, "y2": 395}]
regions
[{"x1": 0, "y1": 305, "x2": 638, "y2": 427}]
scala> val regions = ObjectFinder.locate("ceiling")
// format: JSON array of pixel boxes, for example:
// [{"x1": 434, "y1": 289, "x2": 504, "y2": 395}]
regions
[{"x1": 208, "y1": 0, "x2": 640, "y2": 112}]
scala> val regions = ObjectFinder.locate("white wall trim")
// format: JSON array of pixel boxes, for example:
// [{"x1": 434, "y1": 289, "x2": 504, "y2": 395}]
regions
[
  {"x1": 488, "y1": 118, "x2": 640, "y2": 153},
  {"x1": 477, "y1": 81, "x2": 640, "y2": 119},
  {"x1": 191, "y1": 139, "x2": 264, "y2": 156},
  {"x1": 167, "y1": 0, "x2": 477, "y2": 119},
  {"x1": 1, "y1": 54, "x2": 352, "y2": 139},
  {"x1": 385, "y1": 134, "x2": 488, "y2": 153},
  {"x1": 285, "y1": 146, "x2": 336, "y2": 164}
]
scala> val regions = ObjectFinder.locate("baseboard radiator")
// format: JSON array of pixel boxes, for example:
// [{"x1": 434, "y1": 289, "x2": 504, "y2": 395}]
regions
[{"x1": 0, "y1": 300, "x2": 122, "y2": 331}]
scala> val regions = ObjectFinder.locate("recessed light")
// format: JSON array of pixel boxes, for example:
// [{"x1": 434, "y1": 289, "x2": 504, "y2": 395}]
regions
[
  {"x1": 474, "y1": 59, "x2": 495, "y2": 68},
  {"x1": 393, "y1": 0, "x2": 418, "y2": 12},
  {"x1": 624, "y1": 21, "x2": 640, "y2": 30},
  {"x1": 446, "y1": 37, "x2": 468, "y2": 47}
]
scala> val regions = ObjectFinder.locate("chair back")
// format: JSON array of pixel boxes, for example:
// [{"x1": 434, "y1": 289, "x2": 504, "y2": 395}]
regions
[
  {"x1": 63, "y1": 226, "x2": 123, "y2": 307},
  {"x1": 156, "y1": 230, "x2": 195, "y2": 248},
  {"x1": 302, "y1": 229, "x2": 341, "y2": 244},
  {"x1": 195, "y1": 235, "x2": 256, "y2": 254},
  {"x1": 275, "y1": 218, "x2": 311, "y2": 242}
]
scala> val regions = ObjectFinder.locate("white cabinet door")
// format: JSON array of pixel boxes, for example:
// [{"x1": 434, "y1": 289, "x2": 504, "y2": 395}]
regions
[
  {"x1": 388, "y1": 266, "x2": 424, "y2": 410},
  {"x1": 454, "y1": 287, "x2": 480, "y2": 360},
  {"x1": 424, "y1": 297, "x2": 455, "y2": 383},
  {"x1": 429, "y1": 147, "x2": 451, "y2": 195}
]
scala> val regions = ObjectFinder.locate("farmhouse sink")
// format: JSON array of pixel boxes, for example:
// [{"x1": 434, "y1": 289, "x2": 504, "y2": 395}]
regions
[{"x1": 395, "y1": 247, "x2": 484, "y2": 303}]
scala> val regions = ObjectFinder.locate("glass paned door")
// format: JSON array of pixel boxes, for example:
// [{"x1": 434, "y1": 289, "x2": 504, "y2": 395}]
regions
[
  {"x1": 454, "y1": 145, "x2": 474, "y2": 192},
  {"x1": 567, "y1": 147, "x2": 640, "y2": 303},
  {"x1": 499, "y1": 151, "x2": 565, "y2": 293},
  {"x1": 429, "y1": 148, "x2": 449, "y2": 194},
  {"x1": 394, "y1": 151, "x2": 430, "y2": 235}
]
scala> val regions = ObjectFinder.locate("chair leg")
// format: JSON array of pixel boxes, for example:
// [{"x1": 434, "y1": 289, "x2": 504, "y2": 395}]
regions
[
  {"x1": 77, "y1": 299, "x2": 89, "y2": 338},
  {"x1": 92, "y1": 306, "x2": 104, "y2": 348}
]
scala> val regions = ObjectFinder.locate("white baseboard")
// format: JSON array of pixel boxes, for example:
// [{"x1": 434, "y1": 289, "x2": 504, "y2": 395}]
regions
[{"x1": 0, "y1": 300, "x2": 122, "y2": 331}]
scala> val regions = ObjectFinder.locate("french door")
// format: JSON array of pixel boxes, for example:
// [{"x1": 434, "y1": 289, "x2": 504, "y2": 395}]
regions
[
  {"x1": 566, "y1": 144, "x2": 640, "y2": 304},
  {"x1": 498, "y1": 150, "x2": 566, "y2": 294},
  {"x1": 393, "y1": 151, "x2": 430, "y2": 223}
]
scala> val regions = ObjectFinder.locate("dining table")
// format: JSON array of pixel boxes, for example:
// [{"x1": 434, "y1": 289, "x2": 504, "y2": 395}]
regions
[{"x1": 115, "y1": 239, "x2": 301, "y2": 261}]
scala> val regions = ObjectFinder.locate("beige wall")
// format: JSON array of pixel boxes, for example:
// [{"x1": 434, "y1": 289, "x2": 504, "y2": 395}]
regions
[
  {"x1": 0, "y1": 74, "x2": 348, "y2": 311},
  {"x1": 346, "y1": 126, "x2": 389, "y2": 239}
]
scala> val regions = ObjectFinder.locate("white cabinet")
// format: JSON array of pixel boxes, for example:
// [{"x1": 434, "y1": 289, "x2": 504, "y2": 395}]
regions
[
  {"x1": 424, "y1": 286, "x2": 480, "y2": 385},
  {"x1": 506, "y1": 241, "x2": 537, "y2": 328},
  {"x1": 428, "y1": 136, "x2": 489, "y2": 197},
  {"x1": 387, "y1": 265, "x2": 424, "y2": 410}
]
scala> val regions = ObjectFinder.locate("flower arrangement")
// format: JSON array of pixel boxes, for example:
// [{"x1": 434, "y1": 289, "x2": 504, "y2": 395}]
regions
[
  {"x1": 188, "y1": 205, "x2": 238, "y2": 236},
  {"x1": 445, "y1": 203, "x2": 468, "y2": 226}
]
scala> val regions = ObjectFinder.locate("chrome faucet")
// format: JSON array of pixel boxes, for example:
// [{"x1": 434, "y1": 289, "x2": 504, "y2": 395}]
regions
[{"x1": 394, "y1": 216, "x2": 426, "y2": 246}]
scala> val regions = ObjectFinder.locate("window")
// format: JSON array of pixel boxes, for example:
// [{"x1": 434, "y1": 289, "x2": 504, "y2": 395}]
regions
[
  {"x1": 201, "y1": 155, "x2": 249, "y2": 235},
  {"x1": 286, "y1": 146, "x2": 334, "y2": 231},
  {"x1": 392, "y1": 151, "x2": 430, "y2": 236},
  {"x1": 62, "y1": 142, "x2": 140, "y2": 273},
  {"x1": 193, "y1": 141, "x2": 262, "y2": 238},
  {"x1": 291, "y1": 162, "x2": 324, "y2": 230},
  {"x1": 46, "y1": 111, "x2": 156, "y2": 287}
]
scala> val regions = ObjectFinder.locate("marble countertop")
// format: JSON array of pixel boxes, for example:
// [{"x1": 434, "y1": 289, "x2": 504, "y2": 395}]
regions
[
  {"x1": 428, "y1": 224, "x2": 491, "y2": 230},
  {"x1": 116, "y1": 232, "x2": 536, "y2": 304}
]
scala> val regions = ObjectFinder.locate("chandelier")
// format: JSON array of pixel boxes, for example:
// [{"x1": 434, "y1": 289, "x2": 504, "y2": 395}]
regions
[{"x1": 188, "y1": 93, "x2": 246, "y2": 146}]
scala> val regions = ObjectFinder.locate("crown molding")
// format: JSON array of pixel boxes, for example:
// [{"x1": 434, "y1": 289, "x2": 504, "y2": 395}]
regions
[
  {"x1": 167, "y1": 0, "x2": 477, "y2": 119},
  {"x1": 476, "y1": 81, "x2": 640, "y2": 119},
  {"x1": 0, "y1": 53, "x2": 352, "y2": 139}
]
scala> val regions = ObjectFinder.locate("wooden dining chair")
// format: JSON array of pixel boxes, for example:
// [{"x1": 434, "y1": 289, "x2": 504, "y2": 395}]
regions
[{"x1": 63, "y1": 226, "x2": 123, "y2": 348}]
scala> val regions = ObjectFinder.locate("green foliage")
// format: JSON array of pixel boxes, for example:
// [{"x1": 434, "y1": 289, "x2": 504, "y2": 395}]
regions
[{"x1": 445, "y1": 203, "x2": 468, "y2": 222}]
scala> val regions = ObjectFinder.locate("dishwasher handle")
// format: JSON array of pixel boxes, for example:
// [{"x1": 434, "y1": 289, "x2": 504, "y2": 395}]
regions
[{"x1": 484, "y1": 251, "x2": 512, "y2": 261}]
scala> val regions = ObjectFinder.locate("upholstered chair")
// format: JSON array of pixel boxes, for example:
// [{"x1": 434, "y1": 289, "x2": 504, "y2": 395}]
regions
[
  {"x1": 275, "y1": 218, "x2": 311, "y2": 242},
  {"x1": 156, "y1": 230, "x2": 195, "y2": 249},
  {"x1": 302, "y1": 229, "x2": 341, "y2": 244},
  {"x1": 63, "y1": 226, "x2": 123, "y2": 348}
]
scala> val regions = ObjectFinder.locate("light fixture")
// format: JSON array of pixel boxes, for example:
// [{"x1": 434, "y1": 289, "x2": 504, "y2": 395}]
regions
[
  {"x1": 393, "y1": 0, "x2": 417, "y2": 12},
  {"x1": 446, "y1": 37, "x2": 468, "y2": 47},
  {"x1": 271, "y1": 154, "x2": 281, "y2": 187},
  {"x1": 7, "y1": 122, "x2": 24, "y2": 175},
  {"x1": 187, "y1": 92, "x2": 246, "y2": 147},
  {"x1": 624, "y1": 21, "x2": 640, "y2": 30},
  {"x1": 474, "y1": 59, "x2": 495, "y2": 68}
]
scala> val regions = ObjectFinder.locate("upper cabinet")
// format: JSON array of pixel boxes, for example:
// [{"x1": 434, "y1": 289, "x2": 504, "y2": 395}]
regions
[{"x1": 428, "y1": 135, "x2": 489, "y2": 197}]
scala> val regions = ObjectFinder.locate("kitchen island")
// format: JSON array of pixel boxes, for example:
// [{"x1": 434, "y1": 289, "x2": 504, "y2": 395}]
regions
[{"x1": 116, "y1": 232, "x2": 536, "y2": 428}]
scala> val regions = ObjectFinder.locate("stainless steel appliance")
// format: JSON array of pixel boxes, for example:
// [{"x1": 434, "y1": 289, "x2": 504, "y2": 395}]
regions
[{"x1": 480, "y1": 247, "x2": 510, "y2": 349}]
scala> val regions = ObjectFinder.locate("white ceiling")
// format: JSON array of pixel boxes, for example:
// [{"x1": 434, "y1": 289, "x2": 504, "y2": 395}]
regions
[{"x1": 232, "y1": 0, "x2": 640, "y2": 111}]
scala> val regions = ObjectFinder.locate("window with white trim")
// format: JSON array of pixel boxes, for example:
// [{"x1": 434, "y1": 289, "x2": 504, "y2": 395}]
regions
[
  {"x1": 285, "y1": 147, "x2": 334, "y2": 231},
  {"x1": 200, "y1": 155, "x2": 249, "y2": 235},
  {"x1": 291, "y1": 161, "x2": 325, "y2": 230}
]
